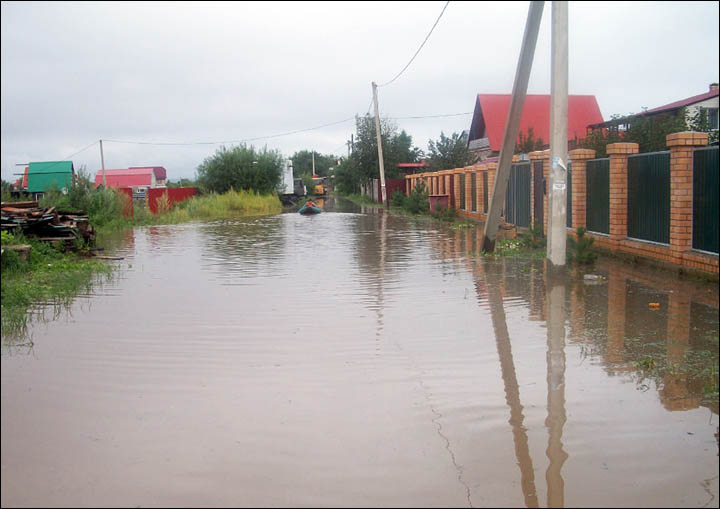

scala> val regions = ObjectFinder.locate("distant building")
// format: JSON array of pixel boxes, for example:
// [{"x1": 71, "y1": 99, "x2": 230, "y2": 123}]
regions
[
  {"x1": 94, "y1": 166, "x2": 167, "y2": 198},
  {"x1": 467, "y1": 94, "x2": 604, "y2": 159},
  {"x1": 26, "y1": 161, "x2": 75, "y2": 199},
  {"x1": 587, "y1": 84, "x2": 719, "y2": 134}
]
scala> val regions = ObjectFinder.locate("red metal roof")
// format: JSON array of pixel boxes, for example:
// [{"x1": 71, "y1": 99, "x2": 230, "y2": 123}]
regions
[
  {"x1": 640, "y1": 89, "x2": 719, "y2": 115},
  {"x1": 94, "y1": 168, "x2": 154, "y2": 188},
  {"x1": 130, "y1": 166, "x2": 167, "y2": 180},
  {"x1": 472, "y1": 94, "x2": 604, "y2": 151}
]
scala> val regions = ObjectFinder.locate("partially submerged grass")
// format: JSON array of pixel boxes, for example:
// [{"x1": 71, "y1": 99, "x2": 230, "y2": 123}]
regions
[{"x1": 1, "y1": 233, "x2": 113, "y2": 341}]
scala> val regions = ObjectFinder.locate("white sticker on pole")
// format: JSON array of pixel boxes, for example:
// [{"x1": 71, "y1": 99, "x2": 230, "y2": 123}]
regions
[
  {"x1": 552, "y1": 156, "x2": 567, "y2": 171},
  {"x1": 553, "y1": 181, "x2": 566, "y2": 190}
]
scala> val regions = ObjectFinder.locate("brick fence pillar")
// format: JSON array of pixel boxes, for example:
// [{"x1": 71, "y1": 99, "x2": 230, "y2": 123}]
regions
[
  {"x1": 606, "y1": 143, "x2": 639, "y2": 244},
  {"x1": 529, "y1": 150, "x2": 550, "y2": 233},
  {"x1": 568, "y1": 148, "x2": 596, "y2": 231},
  {"x1": 453, "y1": 169, "x2": 462, "y2": 210},
  {"x1": 464, "y1": 167, "x2": 473, "y2": 212},
  {"x1": 486, "y1": 162, "x2": 498, "y2": 216},
  {"x1": 666, "y1": 131, "x2": 708, "y2": 259}
]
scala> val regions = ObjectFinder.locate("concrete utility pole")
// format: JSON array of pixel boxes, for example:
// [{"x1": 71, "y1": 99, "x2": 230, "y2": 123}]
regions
[
  {"x1": 481, "y1": 1, "x2": 544, "y2": 252},
  {"x1": 312, "y1": 150, "x2": 316, "y2": 176},
  {"x1": 99, "y1": 139, "x2": 107, "y2": 188},
  {"x1": 547, "y1": 0, "x2": 569, "y2": 268},
  {"x1": 371, "y1": 81, "x2": 388, "y2": 207}
]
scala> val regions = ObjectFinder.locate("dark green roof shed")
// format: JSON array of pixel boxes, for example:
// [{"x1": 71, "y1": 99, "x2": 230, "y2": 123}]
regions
[{"x1": 27, "y1": 161, "x2": 75, "y2": 193}]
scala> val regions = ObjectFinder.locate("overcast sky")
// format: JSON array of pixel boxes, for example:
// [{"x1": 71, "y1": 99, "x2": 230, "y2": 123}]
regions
[{"x1": 2, "y1": 1, "x2": 718, "y2": 182}]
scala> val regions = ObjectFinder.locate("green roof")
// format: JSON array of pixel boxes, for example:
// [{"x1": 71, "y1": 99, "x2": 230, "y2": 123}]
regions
[{"x1": 27, "y1": 161, "x2": 74, "y2": 193}]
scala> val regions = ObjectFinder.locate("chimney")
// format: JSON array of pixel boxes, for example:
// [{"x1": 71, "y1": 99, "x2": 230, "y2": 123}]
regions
[{"x1": 711, "y1": 83, "x2": 719, "y2": 92}]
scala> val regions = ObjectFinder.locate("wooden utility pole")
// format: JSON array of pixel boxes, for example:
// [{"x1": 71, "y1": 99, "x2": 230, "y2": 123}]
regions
[
  {"x1": 312, "y1": 150, "x2": 316, "y2": 176},
  {"x1": 371, "y1": 81, "x2": 387, "y2": 206},
  {"x1": 547, "y1": 0, "x2": 569, "y2": 268},
  {"x1": 480, "y1": 1, "x2": 544, "y2": 252},
  {"x1": 99, "y1": 139, "x2": 107, "y2": 188}
]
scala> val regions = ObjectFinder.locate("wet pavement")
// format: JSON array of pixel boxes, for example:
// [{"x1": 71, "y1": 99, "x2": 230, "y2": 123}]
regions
[{"x1": 2, "y1": 197, "x2": 718, "y2": 507}]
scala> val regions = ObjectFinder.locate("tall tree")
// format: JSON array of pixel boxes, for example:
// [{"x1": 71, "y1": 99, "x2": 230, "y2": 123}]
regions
[
  {"x1": 196, "y1": 144, "x2": 283, "y2": 194},
  {"x1": 291, "y1": 150, "x2": 338, "y2": 178},
  {"x1": 427, "y1": 131, "x2": 477, "y2": 171}
]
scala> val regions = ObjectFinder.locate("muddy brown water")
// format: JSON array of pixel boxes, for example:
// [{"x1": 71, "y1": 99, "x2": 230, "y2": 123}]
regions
[{"x1": 2, "y1": 197, "x2": 718, "y2": 507}]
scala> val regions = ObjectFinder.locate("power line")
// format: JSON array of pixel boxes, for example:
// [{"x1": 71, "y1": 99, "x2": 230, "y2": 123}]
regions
[
  {"x1": 103, "y1": 116, "x2": 357, "y2": 147},
  {"x1": 391, "y1": 111, "x2": 471, "y2": 120},
  {"x1": 377, "y1": 1, "x2": 451, "y2": 88},
  {"x1": 12, "y1": 140, "x2": 99, "y2": 176}
]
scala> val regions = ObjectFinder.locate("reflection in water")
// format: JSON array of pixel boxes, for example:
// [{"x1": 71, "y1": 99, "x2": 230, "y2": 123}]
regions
[
  {"x1": 480, "y1": 258, "x2": 539, "y2": 508},
  {"x1": 544, "y1": 269, "x2": 568, "y2": 508},
  {"x1": 1, "y1": 199, "x2": 718, "y2": 507}
]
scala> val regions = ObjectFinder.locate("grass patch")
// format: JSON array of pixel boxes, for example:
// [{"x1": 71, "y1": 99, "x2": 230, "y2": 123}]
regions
[{"x1": 1, "y1": 232, "x2": 113, "y2": 341}]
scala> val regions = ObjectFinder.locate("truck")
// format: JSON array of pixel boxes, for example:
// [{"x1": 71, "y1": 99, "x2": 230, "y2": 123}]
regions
[
  {"x1": 278, "y1": 159, "x2": 306, "y2": 206},
  {"x1": 311, "y1": 175, "x2": 327, "y2": 197}
]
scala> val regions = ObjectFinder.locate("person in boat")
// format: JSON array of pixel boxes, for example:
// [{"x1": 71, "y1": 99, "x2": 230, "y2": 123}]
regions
[{"x1": 305, "y1": 200, "x2": 316, "y2": 208}]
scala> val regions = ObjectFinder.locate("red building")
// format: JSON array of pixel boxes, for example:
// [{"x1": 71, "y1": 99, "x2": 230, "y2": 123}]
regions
[{"x1": 467, "y1": 94, "x2": 604, "y2": 158}]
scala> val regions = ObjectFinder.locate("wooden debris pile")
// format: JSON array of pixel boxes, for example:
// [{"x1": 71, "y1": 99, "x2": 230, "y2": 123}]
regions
[{"x1": 1, "y1": 201, "x2": 96, "y2": 248}]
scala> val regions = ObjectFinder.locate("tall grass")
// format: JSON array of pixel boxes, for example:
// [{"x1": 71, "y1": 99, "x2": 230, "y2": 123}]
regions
[{"x1": 166, "y1": 189, "x2": 282, "y2": 222}]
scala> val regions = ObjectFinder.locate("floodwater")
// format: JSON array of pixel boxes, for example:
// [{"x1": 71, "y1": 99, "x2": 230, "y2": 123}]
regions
[{"x1": 2, "y1": 197, "x2": 718, "y2": 508}]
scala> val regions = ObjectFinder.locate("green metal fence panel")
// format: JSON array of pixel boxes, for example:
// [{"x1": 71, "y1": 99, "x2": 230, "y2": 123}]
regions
[
  {"x1": 459, "y1": 173, "x2": 465, "y2": 210},
  {"x1": 586, "y1": 158, "x2": 609, "y2": 234},
  {"x1": 628, "y1": 151, "x2": 670, "y2": 244},
  {"x1": 693, "y1": 146, "x2": 719, "y2": 253},
  {"x1": 504, "y1": 164, "x2": 531, "y2": 227},
  {"x1": 471, "y1": 172, "x2": 477, "y2": 212},
  {"x1": 566, "y1": 162, "x2": 572, "y2": 228},
  {"x1": 516, "y1": 164, "x2": 531, "y2": 228}
]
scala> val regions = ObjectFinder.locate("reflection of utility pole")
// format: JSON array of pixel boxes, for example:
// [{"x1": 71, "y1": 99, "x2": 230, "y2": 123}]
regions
[
  {"x1": 481, "y1": 1, "x2": 544, "y2": 252},
  {"x1": 547, "y1": 0, "x2": 569, "y2": 267},
  {"x1": 481, "y1": 258, "x2": 539, "y2": 508},
  {"x1": 372, "y1": 81, "x2": 388, "y2": 207},
  {"x1": 545, "y1": 269, "x2": 568, "y2": 508}
]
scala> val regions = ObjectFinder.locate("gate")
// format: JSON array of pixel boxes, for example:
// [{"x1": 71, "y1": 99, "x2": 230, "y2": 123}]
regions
[
  {"x1": 533, "y1": 161, "x2": 544, "y2": 232},
  {"x1": 628, "y1": 151, "x2": 670, "y2": 244},
  {"x1": 693, "y1": 146, "x2": 719, "y2": 253},
  {"x1": 586, "y1": 158, "x2": 609, "y2": 234},
  {"x1": 459, "y1": 173, "x2": 466, "y2": 210},
  {"x1": 505, "y1": 163, "x2": 531, "y2": 227}
]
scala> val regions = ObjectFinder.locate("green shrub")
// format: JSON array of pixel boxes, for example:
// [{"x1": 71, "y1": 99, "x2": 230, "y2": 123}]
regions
[
  {"x1": 403, "y1": 182, "x2": 429, "y2": 214},
  {"x1": 568, "y1": 226, "x2": 598, "y2": 264},
  {"x1": 390, "y1": 191, "x2": 406, "y2": 208}
]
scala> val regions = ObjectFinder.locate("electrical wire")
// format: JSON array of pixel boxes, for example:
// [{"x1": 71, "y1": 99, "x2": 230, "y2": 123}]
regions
[
  {"x1": 12, "y1": 140, "x2": 99, "y2": 176},
  {"x1": 377, "y1": 1, "x2": 450, "y2": 88},
  {"x1": 104, "y1": 117, "x2": 356, "y2": 147}
]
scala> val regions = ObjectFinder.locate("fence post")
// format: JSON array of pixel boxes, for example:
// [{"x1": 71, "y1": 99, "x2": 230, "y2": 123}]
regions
[
  {"x1": 606, "y1": 143, "x2": 639, "y2": 245},
  {"x1": 529, "y1": 150, "x2": 550, "y2": 234},
  {"x1": 464, "y1": 167, "x2": 473, "y2": 212},
  {"x1": 568, "y1": 148, "x2": 596, "y2": 231},
  {"x1": 666, "y1": 131, "x2": 709, "y2": 259}
]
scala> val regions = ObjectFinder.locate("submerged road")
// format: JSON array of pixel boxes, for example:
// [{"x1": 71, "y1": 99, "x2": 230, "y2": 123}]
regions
[{"x1": 2, "y1": 197, "x2": 718, "y2": 507}]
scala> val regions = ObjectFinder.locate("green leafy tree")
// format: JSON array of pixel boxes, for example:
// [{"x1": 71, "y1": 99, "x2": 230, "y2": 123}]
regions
[
  {"x1": 515, "y1": 127, "x2": 545, "y2": 154},
  {"x1": 427, "y1": 131, "x2": 478, "y2": 171},
  {"x1": 196, "y1": 144, "x2": 284, "y2": 194},
  {"x1": 580, "y1": 108, "x2": 691, "y2": 156},
  {"x1": 291, "y1": 150, "x2": 338, "y2": 178},
  {"x1": 345, "y1": 114, "x2": 424, "y2": 185}
]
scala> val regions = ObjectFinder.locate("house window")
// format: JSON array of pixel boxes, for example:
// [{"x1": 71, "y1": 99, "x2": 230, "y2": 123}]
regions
[{"x1": 706, "y1": 108, "x2": 719, "y2": 130}]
